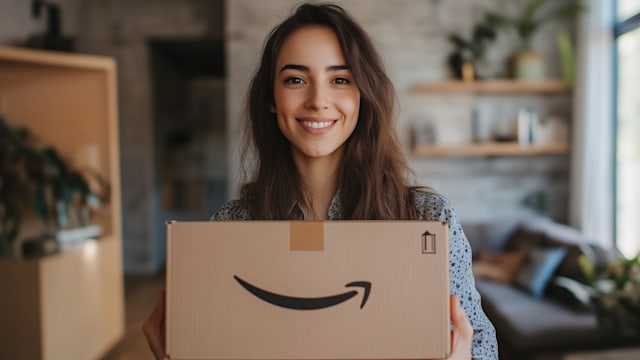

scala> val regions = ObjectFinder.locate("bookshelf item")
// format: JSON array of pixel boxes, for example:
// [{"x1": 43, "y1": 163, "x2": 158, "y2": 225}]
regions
[{"x1": 410, "y1": 79, "x2": 570, "y2": 157}]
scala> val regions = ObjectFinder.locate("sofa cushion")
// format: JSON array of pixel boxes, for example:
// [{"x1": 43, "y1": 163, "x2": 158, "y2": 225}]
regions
[
  {"x1": 504, "y1": 227, "x2": 545, "y2": 252},
  {"x1": 545, "y1": 277, "x2": 594, "y2": 312},
  {"x1": 505, "y1": 217, "x2": 610, "y2": 285},
  {"x1": 473, "y1": 250, "x2": 526, "y2": 283},
  {"x1": 476, "y1": 279, "x2": 605, "y2": 351},
  {"x1": 514, "y1": 247, "x2": 567, "y2": 298},
  {"x1": 542, "y1": 237, "x2": 612, "y2": 285}
]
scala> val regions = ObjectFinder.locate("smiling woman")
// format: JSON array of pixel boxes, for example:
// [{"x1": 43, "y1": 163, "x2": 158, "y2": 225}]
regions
[
  {"x1": 143, "y1": 3, "x2": 498, "y2": 360},
  {"x1": 272, "y1": 26, "x2": 360, "y2": 222},
  {"x1": 241, "y1": 3, "x2": 410, "y2": 222}
]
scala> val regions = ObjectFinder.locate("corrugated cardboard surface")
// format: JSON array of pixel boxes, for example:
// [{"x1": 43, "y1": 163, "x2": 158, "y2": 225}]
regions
[{"x1": 166, "y1": 221, "x2": 450, "y2": 360}]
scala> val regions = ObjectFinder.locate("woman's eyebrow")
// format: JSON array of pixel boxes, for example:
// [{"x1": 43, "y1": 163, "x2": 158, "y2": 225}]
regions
[
  {"x1": 327, "y1": 65, "x2": 349, "y2": 71},
  {"x1": 280, "y1": 64, "x2": 309, "y2": 72},
  {"x1": 279, "y1": 64, "x2": 349, "y2": 72}
]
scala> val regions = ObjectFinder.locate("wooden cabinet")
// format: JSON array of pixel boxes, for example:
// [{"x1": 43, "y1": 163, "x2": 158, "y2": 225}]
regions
[
  {"x1": 0, "y1": 46, "x2": 124, "y2": 360},
  {"x1": 410, "y1": 80, "x2": 571, "y2": 157}
]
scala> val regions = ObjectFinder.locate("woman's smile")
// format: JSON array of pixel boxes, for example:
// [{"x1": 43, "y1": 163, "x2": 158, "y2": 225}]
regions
[{"x1": 298, "y1": 117, "x2": 338, "y2": 132}]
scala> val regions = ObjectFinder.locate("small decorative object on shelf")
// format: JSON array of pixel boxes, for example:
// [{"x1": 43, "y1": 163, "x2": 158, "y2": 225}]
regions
[
  {"x1": 447, "y1": 14, "x2": 498, "y2": 80},
  {"x1": 25, "y1": 0, "x2": 75, "y2": 52},
  {"x1": 513, "y1": 52, "x2": 545, "y2": 82},
  {"x1": 0, "y1": 118, "x2": 107, "y2": 258},
  {"x1": 517, "y1": 108, "x2": 539, "y2": 145},
  {"x1": 21, "y1": 224, "x2": 103, "y2": 257},
  {"x1": 412, "y1": 122, "x2": 437, "y2": 148}
]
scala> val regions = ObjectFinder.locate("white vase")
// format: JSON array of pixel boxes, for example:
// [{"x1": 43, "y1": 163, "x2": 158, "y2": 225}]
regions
[{"x1": 514, "y1": 52, "x2": 545, "y2": 82}]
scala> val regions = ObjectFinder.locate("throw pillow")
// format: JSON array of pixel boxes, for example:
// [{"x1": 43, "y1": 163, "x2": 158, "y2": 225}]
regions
[
  {"x1": 515, "y1": 247, "x2": 567, "y2": 298},
  {"x1": 473, "y1": 250, "x2": 526, "y2": 284},
  {"x1": 504, "y1": 228, "x2": 544, "y2": 252}
]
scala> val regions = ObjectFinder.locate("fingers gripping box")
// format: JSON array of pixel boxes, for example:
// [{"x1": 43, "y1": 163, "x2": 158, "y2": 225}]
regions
[{"x1": 166, "y1": 221, "x2": 450, "y2": 360}]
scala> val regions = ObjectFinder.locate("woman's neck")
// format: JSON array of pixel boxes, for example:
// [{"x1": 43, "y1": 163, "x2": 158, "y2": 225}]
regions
[{"x1": 292, "y1": 149, "x2": 342, "y2": 220}]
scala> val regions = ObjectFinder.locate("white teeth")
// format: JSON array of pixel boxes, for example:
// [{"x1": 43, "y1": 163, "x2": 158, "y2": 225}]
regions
[{"x1": 301, "y1": 121, "x2": 334, "y2": 129}]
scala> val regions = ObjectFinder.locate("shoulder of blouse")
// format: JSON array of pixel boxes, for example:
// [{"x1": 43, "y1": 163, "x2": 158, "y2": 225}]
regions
[
  {"x1": 210, "y1": 198, "x2": 254, "y2": 221},
  {"x1": 411, "y1": 189, "x2": 457, "y2": 222}
]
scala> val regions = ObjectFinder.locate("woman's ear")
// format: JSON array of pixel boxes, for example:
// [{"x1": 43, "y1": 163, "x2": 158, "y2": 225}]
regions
[{"x1": 270, "y1": 104, "x2": 276, "y2": 113}]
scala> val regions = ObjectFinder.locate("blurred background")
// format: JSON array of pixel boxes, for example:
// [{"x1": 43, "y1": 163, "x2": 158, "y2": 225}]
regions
[{"x1": 0, "y1": 0, "x2": 639, "y2": 359}]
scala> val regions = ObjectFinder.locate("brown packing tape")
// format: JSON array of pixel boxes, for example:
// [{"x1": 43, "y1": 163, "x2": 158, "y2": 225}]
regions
[{"x1": 289, "y1": 221, "x2": 324, "y2": 251}]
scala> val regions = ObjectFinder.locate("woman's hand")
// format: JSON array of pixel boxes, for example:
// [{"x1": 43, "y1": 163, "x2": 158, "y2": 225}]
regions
[
  {"x1": 447, "y1": 294, "x2": 473, "y2": 359},
  {"x1": 141, "y1": 291, "x2": 472, "y2": 360},
  {"x1": 143, "y1": 289, "x2": 167, "y2": 360}
]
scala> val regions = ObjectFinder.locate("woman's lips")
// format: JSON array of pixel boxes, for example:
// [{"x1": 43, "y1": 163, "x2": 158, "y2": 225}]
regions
[
  {"x1": 301, "y1": 120, "x2": 334, "y2": 129},
  {"x1": 297, "y1": 118, "x2": 337, "y2": 133}
]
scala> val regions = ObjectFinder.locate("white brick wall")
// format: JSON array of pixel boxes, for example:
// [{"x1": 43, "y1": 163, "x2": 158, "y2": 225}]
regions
[
  {"x1": 227, "y1": 0, "x2": 573, "y2": 224},
  {"x1": 0, "y1": 0, "x2": 576, "y2": 272}
]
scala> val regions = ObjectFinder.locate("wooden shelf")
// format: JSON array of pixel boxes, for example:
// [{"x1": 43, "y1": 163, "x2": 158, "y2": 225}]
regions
[
  {"x1": 0, "y1": 46, "x2": 124, "y2": 360},
  {"x1": 0, "y1": 236, "x2": 123, "y2": 359},
  {"x1": 413, "y1": 142, "x2": 570, "y2": 157},
  {"x1": 0, "y1": 46, "x2": 115, "y2": 70},
  {"x1": 411, "y1": 79, "x2": 570, "y2": 94}
]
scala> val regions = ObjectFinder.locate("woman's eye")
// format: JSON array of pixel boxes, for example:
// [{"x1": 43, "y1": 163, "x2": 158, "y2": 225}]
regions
[
  {"x1": 333, "y1": 77, "x2": 351, "y2": 85},
  {"x1": 284, "y1": 77, "x2": 305, "y2": 84}
]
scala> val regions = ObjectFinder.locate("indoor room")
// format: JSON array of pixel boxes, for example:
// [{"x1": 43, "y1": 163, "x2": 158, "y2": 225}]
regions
[{"x1": 0, "y1": 0, "x2": 638, "y2": 359}]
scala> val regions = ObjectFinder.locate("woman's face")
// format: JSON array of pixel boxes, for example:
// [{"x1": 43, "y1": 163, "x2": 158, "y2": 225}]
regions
[{"x1": 272, "y1": 25, "x2": 360, "y2": 163}]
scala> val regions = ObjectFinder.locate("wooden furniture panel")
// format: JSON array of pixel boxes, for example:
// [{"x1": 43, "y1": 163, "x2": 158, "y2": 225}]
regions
[
  {"x1": 413, "y1": 142, "x2": 570, "y2": 157},
  {"x1": 0, "y1": 259, "x2": 42, "y2": 359},
  {"x1": 411, "y1": 79, "x2": 570, "y2": 94},
  {"x1": 41, "y1": 237, "x2": 123, "y2": 360},
  {"x1": 0, "y1": 46, "x2": 124, "y2": 360}
]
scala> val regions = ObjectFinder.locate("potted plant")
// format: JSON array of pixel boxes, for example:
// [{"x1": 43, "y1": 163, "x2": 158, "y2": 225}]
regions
[
  {"x1": 486, "y1": 0, "x2": 587, "y2": 81},
  {"x1": 0, "y1": 117, "x2": 107, "y2": 258},
  {"x1": 447, "y1": 15, "x2": 498, "y2": 81},
  {"x1": 555, "y1": 251, "x2": 640, "y2": 339}
]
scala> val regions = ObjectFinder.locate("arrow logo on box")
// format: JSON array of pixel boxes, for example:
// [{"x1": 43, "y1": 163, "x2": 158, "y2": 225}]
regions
[{"x1": 233, "y1": 275, "x2": 371, "y2": 310}]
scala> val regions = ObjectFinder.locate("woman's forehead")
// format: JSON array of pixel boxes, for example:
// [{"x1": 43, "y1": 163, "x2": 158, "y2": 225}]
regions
[{"x1": 276, "y1": 26, "x2": 347, "y2": 69}]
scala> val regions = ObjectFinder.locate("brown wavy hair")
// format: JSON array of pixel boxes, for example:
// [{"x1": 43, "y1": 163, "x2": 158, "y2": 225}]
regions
[{"x1": 241, "y1": 2, "x2": 421, "y2": 220}]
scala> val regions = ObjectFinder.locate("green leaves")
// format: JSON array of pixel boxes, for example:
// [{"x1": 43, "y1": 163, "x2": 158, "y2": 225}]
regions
[
  {"x1": 546, "y1": 4, "x2": 588, "y2": 23},
  {"x1": 0, "y1": 117, "x2": 103, "y2": 246},
  {"x1": 447, "y1": 14, "x2": 499, "y2": 62},
  {"x1": 578, "y1": 254, "x2": 596, "y2": 283},
  {"x1": 557, "y1": 251, "x2": 640, "y2": 337},
  {"x1": 614, "y1": 253, "x2": 640, "y2": 291},
  {"x1": 524, "y1": 0, "x2": 546, "y2": 23},
  {"x1": 486, "y1": 0, "x2": 587, "y2": 51}
]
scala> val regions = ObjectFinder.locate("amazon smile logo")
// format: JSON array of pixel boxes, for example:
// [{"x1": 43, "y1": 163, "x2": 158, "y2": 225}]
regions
[{"x1": 233, "y1": 275, "x2": 371, "y2": 310}]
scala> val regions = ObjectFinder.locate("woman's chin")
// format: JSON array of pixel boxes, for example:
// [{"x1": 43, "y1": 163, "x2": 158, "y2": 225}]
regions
[{"x1": 293, "y1": 146, "x2": 343, "y2": 161}]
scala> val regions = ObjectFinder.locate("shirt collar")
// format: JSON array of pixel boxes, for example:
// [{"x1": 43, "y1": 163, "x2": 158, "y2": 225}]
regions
[{"x1": 287, "y1": 191, "x2": 342, "y2": 220}]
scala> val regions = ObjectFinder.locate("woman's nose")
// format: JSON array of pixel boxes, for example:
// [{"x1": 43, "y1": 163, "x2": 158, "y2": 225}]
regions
[{"x1": 304, "y1": 83, "x2": 330, "y2": 110}]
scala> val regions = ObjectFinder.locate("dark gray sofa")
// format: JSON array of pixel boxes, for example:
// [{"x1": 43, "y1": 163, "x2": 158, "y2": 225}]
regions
[{"x1": 463, "y1": 217, "x2": 627, "y2": 360}]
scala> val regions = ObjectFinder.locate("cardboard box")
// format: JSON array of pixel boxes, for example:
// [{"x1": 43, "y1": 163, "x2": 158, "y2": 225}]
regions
[{"x1": 166, "y1": 221, "x2": 450, "y2": 360}]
